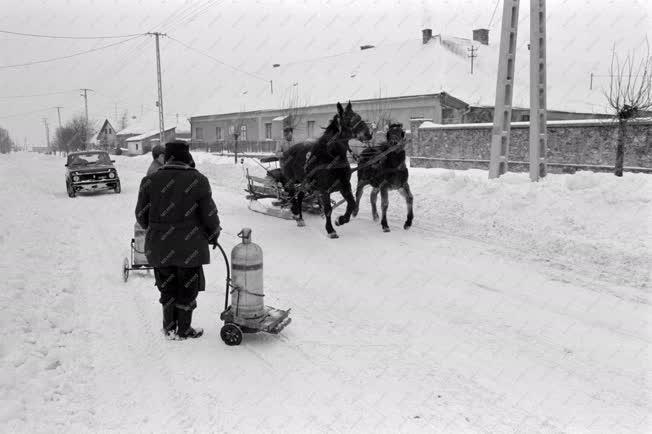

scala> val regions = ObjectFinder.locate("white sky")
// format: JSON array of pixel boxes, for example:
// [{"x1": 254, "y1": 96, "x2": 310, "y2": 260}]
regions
[{"x1": 0, "y1": 0, "x2": 650, "y2": 146}]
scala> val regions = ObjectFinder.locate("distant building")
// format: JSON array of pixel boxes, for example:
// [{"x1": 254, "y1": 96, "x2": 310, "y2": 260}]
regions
[
  {"x1": 190, "y1": 27, "x2": 612, "y2": 145},
  {"x1": 116, "y1": 114, "x2": 191, "y2": 152},
  {"x1": 88, "y1": 119, "x2": 117, "y2": 151},
  {"x1": 125, "y1": 127, "x2": 176, "y2": 156}
]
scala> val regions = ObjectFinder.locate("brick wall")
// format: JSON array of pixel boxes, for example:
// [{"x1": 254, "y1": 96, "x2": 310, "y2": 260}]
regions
[{"x1": 410, "y1": 119, "x2": 652, "y2": 173}]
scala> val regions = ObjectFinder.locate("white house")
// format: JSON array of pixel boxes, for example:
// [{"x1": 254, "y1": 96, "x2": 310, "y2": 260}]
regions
[{"x1": 125, "y1": 127, "x2": 176, "y2": 156}]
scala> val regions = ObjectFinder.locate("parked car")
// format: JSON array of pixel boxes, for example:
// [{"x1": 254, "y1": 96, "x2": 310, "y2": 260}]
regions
[{"x1": 65, "y1": 150, "x2": 121, "y2": 198}]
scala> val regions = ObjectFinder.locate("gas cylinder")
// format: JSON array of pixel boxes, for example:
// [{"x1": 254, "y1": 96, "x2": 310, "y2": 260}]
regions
[
  {"x1": 133, "y1": 222, "x2": 148, "y2": 265},
  {"x1": 231, "y1": 228, "x2": 265, "y2": 319}
]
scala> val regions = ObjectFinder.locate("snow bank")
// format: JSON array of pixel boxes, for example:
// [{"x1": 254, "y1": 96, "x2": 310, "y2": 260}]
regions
[{"x1": 404, "y1": 168, "x2": 651, "y2": 289}]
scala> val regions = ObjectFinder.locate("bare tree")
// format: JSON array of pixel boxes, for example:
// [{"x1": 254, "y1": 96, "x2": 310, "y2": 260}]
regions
[
  {"x1": 280, "y1": 85, "x2": 311, "y2": 138},
  {"x1": 230, "y1": 108, "x2": 248, "y2": 163},
  {"x1": 605, "y1": 41, "x2": 652, "y2": 176},
  {"x1": 54, "y1": 115, "x2": 95, "y2": 154},
  {"x1": 365, "y1": 88, "x2": 393, "y2": 140},
  {"x1": 0, "y1": 126, "x2": 15, "y2": 154}
]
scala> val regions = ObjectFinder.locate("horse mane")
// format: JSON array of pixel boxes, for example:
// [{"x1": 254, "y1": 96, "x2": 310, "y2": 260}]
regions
[{"x1": 310, "y1": 114, "x2": 348, "y2": 160}]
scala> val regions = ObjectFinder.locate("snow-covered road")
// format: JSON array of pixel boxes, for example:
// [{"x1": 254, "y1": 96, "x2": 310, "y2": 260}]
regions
[{"x1": 1, "y1": 152, "x2": 650, "y2": 433}]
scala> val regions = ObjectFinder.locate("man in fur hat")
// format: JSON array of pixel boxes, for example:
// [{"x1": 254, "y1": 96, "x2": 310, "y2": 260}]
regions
[{"x1": 135, "y1": 140, "x2": 221, "y2": 339}]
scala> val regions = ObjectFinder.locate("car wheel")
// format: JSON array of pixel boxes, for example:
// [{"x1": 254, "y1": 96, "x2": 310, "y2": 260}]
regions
[
  {"x1": 67, "y1": 181, "x2": 76, "y2": 198},
  {"x1": 114, "y1": 181, "x2": 121, "y2": 194}
]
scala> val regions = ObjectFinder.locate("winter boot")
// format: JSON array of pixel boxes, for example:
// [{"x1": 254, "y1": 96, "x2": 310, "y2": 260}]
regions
[
  {"x1": 162, "y1": 302, "x2": 176, "y2": 336},
  {"x1": 175, "y1": 307, "x2": 203, "y2": 339}
]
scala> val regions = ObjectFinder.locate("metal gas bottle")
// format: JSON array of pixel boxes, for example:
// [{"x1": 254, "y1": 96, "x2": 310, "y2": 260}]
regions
[{"x1": 231, "y1": 228, "x2": 265, "y2": 319}]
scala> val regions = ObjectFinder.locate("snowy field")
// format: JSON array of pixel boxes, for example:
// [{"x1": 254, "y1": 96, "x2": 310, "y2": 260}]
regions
[{"x1": 0, "y1": 151, "x2": 650, "y2": 433}]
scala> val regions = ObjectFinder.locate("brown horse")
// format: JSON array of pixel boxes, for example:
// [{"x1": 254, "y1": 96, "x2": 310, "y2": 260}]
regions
[
  {"x1": 281, "y1": 102, "x2": 372, "y2": 238},
  {"x1": 352, "y1": 123, "x2": 414, "y2": 232}
]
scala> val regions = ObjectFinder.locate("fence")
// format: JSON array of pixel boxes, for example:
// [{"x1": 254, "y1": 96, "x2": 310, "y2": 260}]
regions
[
  {"x1": 409, "y1": 118, "x2": 652, "y2": 173},
  {"x1": 189, "y1": 140, "x2": 278, "y2": 154}
]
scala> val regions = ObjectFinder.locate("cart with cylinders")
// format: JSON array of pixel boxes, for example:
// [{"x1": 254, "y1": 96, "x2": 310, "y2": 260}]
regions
[{"x1": 216, "y1": 228, "x2": 291, "y2": 346}]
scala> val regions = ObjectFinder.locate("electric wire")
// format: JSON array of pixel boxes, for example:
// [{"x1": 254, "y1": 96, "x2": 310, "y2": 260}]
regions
[
  {"x1": 0, "y1": 29, "x2": 145, "y2": 39},
  {"x1": 0, "y1": 35, "x2": 144, "y2": 69}
]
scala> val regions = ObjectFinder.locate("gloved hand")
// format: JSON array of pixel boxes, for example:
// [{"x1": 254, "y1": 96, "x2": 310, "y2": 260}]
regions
[{"x1": 209, "y1": 226, "x2": 221, "y2": 248}]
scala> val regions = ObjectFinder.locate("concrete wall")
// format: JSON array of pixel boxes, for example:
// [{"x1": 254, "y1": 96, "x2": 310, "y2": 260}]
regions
[{"x1": 410, "y1": 118, "x2": 652, "y2": 173}]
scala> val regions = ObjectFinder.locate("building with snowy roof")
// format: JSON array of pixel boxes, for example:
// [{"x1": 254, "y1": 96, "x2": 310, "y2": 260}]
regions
[
  {"x1": 125, "y1": 127, "x2": 176, "y2": 156},
  {"x1": 88, "y1": 119, "x2": 117, "y2": 151},
  {"x1": 189, "y1": 28, "x2": 612, "y2": 145}
]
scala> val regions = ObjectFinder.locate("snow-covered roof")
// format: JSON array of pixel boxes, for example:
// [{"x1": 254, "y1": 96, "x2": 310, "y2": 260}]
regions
[
  {"x1": 88, "y1": 119, "x2": 115, "y2": 144},
  {"x1": 117, "y1": 113, "x2": 190, "y2": 136},
  {"x1": 126, "y1": 127, "x2": 175, "y2": 142},
  {"x1": 192, "y1": 34, "x2": 613, "y2": 118}
]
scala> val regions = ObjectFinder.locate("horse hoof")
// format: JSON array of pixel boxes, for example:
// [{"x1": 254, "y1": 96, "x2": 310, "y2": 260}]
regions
[
  {"x1": 327, "y1": 232, "x2": 339, "y2": 239},
  {"x1": 296, "y1": 219, "x2": 306, "y2": 227},
  {"x1": 382, "y1": 227, "x2": 391, "y2": 233},
  {"x1": 404, "y1": 222, "x2": 412, "y2": 230},
  {"x1": 372, "y1": 214, "x2": 379, "y2": 222}
]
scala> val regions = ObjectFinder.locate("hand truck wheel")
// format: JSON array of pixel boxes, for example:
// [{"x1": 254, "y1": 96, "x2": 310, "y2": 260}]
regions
[{"x1": 220, "y1": 323, "x2": 243, "y2": 346}]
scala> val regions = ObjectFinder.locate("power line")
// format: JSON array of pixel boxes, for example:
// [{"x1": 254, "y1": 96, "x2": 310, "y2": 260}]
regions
[
  {"x1": 167, "y1": 35, "x2": 268, "y2": 82},
  {"x1": 0, "y1": 29, "x2": 145, "y2": 40},
  {"x1": 0, "y1": 107, "x2": 52, "y2": 120},
  {"x1": 488, "y1": 0, "x2": 501, "y2": 28},
  {"x1": 0, "y1": 35, "x2": 144, "y2": 69},
  {"x1": 0, "y1": 89, "x2": 77, "y2": 99}
]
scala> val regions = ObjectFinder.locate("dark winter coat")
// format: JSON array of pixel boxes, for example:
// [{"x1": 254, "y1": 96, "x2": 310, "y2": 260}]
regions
[
  {"x1": 147, "y1": 159, "x2": 164, "y2": 176},
  {"x1": 135, "y1": 162, "x2": 220, "y2": 268}
]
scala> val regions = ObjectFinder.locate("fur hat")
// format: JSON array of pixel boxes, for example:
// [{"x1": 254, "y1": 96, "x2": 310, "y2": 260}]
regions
[
  {"x1": 164, "y1": 140, "x2": 193, "y2": 164},
  {"x1": 152, "y1": 144, "x2": 165, "y2": 159},
  {"x1": 386, "y1": 123, "x2": 405, "y2": 141}
]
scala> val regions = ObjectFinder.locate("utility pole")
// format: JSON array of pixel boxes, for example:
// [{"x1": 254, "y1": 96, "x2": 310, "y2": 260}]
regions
[
  {"x1": 489, "y1": 0, "x2": 521, "y2": 179},
  {"x1": 590, "y1": 72, "x2": 593, "y2": 90},
  {"x1": 270, "y1": 80, "x2": 273, "y2": 94},
  {"x1": 488, "y1": 0, "x2": 548, "y2": 181},
  {"x1": 55, "y1": 106, "x2": 63, "y2": 129},
  {"x1": 80, "y1": 89, "x2": 92, "y2": 124},
  {"x1": 468, "y1": 46, "x2": 477, "y2": 74},
  {"x1": 529, "y1": 0, "x2": 547, "y2": 181},
  {"x1": 42, "y1": 118, "x2": 50, "y2": 153},
  {"x1": 147, "y1": 32, "x2": 167, "y2": 146}
]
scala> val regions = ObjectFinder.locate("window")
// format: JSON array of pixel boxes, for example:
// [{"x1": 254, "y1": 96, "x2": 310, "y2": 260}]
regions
[
  {"x1": 216, "y1": 127, "x2": 222, "y2": 140},
  {"x1": 265, "y1": 123, "x2": 272, "y2": 139},
  {"x1": 240, "y1": 125, "x2": 247, "y2": 141},
  {"x1": 135, "y1": 143, "x2": 139, "y2": 150},
  {"x1": 442, "y1": 108, "x2": 455, "y2": 123},
  {"x1": 307, "y1": 121, "x2": 315, "y2": 138},
  {"x1": 520, "y1": 114, "x2": 530, "y2": 122},
  {"x1": 195, "y1": 127, "x2": 203, "y2": 140}
]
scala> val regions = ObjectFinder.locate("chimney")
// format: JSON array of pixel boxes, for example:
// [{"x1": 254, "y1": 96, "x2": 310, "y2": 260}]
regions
[
  {"x1": 472, "y1": 28, "x2": 489, "y2": 45},
  {"x1": 422, "y1": 28, "x2": 432, "y2": 44}
]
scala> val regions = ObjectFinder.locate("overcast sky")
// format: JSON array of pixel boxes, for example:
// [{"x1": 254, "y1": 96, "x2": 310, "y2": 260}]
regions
[{"x1": 1, "y1": 0, "x2": 650, "y2": 146}]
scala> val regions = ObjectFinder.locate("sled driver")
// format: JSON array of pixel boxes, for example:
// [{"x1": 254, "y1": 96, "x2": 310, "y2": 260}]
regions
[
  {"x1": 275, "y1": 126, "x2": 294, "y2": 167},
  {"x1": 135, "y1": 140, "x2": 221, "y2": 339}
]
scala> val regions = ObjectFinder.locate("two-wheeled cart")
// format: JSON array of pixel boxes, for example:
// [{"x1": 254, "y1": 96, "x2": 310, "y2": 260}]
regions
[{"x1": 215, "y1": 229, "x2": 291, "y2": 345}]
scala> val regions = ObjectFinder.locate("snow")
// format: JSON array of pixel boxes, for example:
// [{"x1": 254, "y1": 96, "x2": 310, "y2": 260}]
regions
[{"x1": 1, "y1": 151, "x2": 651, "y2": 433}]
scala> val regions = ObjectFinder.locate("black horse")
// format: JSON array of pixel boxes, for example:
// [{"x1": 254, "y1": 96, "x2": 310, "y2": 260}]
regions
[
  {"x1": 281, "y1": 102, "x2": 372, "y2": 238},
  {"x1": 352, "y1": 123, "x2": 414, "y2": 232}
]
